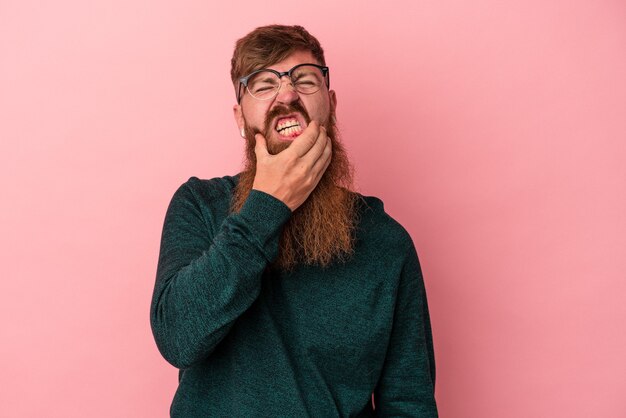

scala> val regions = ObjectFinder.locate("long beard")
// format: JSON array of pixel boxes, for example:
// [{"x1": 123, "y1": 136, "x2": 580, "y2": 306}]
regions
[{"x1": 230, "y1": 104, "x2": 359, "y2": 271}]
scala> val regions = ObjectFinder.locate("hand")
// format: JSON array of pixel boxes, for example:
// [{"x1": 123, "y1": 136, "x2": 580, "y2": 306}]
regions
[{"x1": 252, "y1": 120, "x2": 332, "y2": 211}]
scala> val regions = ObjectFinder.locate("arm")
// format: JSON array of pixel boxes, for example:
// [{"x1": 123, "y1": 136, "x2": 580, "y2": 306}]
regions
[
  {"x1": 151, "y1": 122, "x2": 331, "y2": 369},
  {"x1": 374, "y1": 243, "x2": 438, "y2": 417},
  {"x1": 150, "y1": 181, "x2": 291, "y2": 369}
]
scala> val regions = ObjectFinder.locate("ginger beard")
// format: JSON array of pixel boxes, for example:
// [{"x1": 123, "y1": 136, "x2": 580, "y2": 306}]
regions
[{"x1": 231, "y1": 102, "x2": 359, "y2": 271}]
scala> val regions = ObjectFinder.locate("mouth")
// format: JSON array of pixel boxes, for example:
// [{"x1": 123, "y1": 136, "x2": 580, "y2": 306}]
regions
[{"x1": 274, "y1": 114, "x2": 306, "y2": 140}]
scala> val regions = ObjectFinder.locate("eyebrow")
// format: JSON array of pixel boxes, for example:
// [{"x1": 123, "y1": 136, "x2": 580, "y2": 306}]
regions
[
  {"x1": 293, "y1": 71, "x2": 322, "y2": 81},
  {"x1": 253, "y1": 76, "x2": 279, "y2": 83},
  {"x1": 294, "y1": 70, "x2": 317, "y2": 77}
]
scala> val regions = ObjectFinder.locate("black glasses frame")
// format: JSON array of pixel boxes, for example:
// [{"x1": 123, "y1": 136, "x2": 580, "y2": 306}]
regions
[{"x1": 236, "y1": 63, "x2": 330, "y2": 104}]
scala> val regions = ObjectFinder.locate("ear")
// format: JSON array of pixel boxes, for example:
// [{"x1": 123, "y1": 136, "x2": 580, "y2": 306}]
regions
[
  {"x1": 233, "y1": 104, "x2": 245, "y2": 137},
  {"x1": 329, "y1": 89, "x2": 337, "y2": 115}
]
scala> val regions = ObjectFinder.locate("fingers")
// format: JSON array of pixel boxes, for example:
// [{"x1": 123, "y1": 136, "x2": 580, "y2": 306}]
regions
[
  {"x1": 304, "y1": 125, "x2": 329, "y2": 167},
  {"x1": 289, "y1": 120, "x2": 320, "y2": 157},
  {"x1": 312, "y1": 146, "x2": 332, "y2": 187},
  {"x1": 310, "y1": 134, "x2": 332, "y2": 179},
  {"x1": 254, "y1": 133, "x2": 269, "y2": 158},
  {"x1": 251, "y1": 121, "x2": 332, "y2": 211}
]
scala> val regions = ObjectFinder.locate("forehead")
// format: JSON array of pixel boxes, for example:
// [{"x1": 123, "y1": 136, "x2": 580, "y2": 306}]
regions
[{"x1": 266, "y1": 50, "x2": 321, "y2": 72}]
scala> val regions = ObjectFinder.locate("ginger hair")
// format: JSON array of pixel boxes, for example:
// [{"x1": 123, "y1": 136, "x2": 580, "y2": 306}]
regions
[{"x1": 230, "y1": 25, "x2": 326, "y2": 98}]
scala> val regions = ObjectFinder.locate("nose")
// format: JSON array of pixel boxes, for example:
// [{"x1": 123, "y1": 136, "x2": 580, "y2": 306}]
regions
[{"x1": 275, "y1": 76, "x2": 299, "y2": 104}]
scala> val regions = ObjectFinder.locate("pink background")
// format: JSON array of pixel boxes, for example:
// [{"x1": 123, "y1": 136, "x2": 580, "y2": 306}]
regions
[{"x1": 1, "y1": 0, "x2": 625, "y2": 416}]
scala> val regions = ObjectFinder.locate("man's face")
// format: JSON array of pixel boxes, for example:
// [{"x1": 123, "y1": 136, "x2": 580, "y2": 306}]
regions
[{"x1": 233, "y1": 50, "x2": 337, "y2": 152}]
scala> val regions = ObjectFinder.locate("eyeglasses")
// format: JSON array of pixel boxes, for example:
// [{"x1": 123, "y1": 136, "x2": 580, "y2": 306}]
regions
[{"x1": 237, "y1": 63, "x2": 330, "y2": 104}]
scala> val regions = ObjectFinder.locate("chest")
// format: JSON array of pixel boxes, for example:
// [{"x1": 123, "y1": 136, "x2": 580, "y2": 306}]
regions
[{"x1": 255, "y1": 260, "x2": 400, "y2": 385}]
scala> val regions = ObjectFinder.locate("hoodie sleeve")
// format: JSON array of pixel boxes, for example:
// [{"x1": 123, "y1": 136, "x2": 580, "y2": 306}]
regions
[
  {"x1": 374, "y1": 241, "x2": 438, "y2": 417},
  {"x1": 150, "y1": 180, "x2": 291, "y2": 369}
]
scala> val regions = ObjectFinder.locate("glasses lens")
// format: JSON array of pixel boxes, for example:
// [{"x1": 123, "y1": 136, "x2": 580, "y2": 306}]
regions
[
  {"x1": 291, "y1": 65, "x2": 325, "y2": 95},
  {"x1": 247, "y1": 71, "x2": 280, "y2": 100},
  {"x1": 245, "y1": 65, "x2": 327, "y2": 100}
]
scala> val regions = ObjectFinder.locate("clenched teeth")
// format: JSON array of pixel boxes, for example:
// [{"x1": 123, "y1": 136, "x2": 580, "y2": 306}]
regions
[
  {"x1": 281, "y1": 125, "x2": 302, "y2": 136},
  {"x1": 276, "y1": 118, "x2": 301, "y2": 133}
]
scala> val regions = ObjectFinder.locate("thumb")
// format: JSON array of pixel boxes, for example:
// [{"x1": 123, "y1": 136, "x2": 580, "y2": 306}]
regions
[{"x1": 254, "y1": 133, "x2": 269, "y2": 157}]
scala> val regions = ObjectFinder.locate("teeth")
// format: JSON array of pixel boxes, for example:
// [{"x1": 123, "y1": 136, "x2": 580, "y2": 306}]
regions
[
  {"x1": 277, "y1": 118, "x2": 300, "y2": 132},
  {"x1": 281, "y1": 125, "x2": 302, "y2": 136}
]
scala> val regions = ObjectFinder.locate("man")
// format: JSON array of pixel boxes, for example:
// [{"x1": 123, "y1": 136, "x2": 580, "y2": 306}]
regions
[{"x1": 151, "y1": 24, "x2": 438, "y2": 417}]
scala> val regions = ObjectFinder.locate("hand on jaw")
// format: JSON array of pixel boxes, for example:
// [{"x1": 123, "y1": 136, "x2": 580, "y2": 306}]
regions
[{"x1": 252, "y1": 120, "x2": 332, "y2": 211}]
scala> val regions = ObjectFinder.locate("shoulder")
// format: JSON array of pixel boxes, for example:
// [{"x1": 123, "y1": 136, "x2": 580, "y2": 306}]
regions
[
  {"x1": 179, "y1": 174, "x2": 238, "y2": 197},
  {"x1": 165, "y1": 175, "x2": 240, "y2": 227},
  {"x1": 172, "y1": 174, "x2": 239, "y2": 205},
  {"x1": 355, "y1": 192, "x2": 415, "y2": 255}
]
